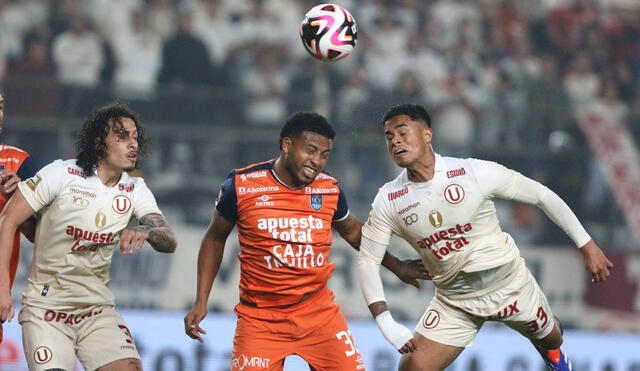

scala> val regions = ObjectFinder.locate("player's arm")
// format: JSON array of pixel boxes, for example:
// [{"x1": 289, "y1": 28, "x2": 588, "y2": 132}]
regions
[
  {"x1": 357, "y1": 235, "x2": 416, "y2": 354},
  {"x1": 119, "y1": 213, "x2": 177, "y2": 254},
  {"x1": 0, "y1": 168, "x2": 37, "y2": 243},
  {"x1": 184, "y1": 210, "x2": 234, "y2": 343},
  {"x1": 333, "y1": 215, "x2": 430, "y2": 288},
  {"x1": 0, "y1": 189, "x2": 36, "y2": 322},
  {"x1": 477, "y1": 160, "x2": 613, "y2": 283}
]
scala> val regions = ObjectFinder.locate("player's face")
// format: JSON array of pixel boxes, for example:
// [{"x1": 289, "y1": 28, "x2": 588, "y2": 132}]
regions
[
  {"x1": 102, "y1": 117, "x2": 139, "y2": 172},
  {"x1": 384, "y1": 114, "x2": 432, "y2": 168},
  {"x1": 283, "y1": 131, "x2": 332, "y2": 186},
  {"x1": 0, "y1": 94, "x2": 4, "y2": 136}
]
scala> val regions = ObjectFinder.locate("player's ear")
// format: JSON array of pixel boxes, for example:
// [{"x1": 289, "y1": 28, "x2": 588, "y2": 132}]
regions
[
  {"x1": 422, "y1": 126, "x2": 433, "y2": 144},
  {"x1": 281, "y1": 137, "x2": 293, "y2": 154}
]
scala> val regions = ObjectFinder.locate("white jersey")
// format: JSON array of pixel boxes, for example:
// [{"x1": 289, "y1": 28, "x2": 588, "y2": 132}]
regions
[
  {"x1": 363, "y1": 154, "x2": 545, "y2": 291},
  {"x1": 17, "y1": 159, "x2": 162, "y2": 309}
]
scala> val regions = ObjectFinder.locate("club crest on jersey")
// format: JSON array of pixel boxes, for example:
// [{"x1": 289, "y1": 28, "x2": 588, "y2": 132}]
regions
[
  {"x1": 95, "y1": 212, "x2": 107, "y2": 229},
  {"x1": 310, "y1": 195, "x2": 323, "y2": 210},
  {"x1": 428, "y1": 210, "x2": 443, "y2": 227},
  {"x1": 444, "y1": 184, "x2": 465, "y2": 204},
  {"x1": 112, "y1": 195, "x2": 131, "y2": 214}
]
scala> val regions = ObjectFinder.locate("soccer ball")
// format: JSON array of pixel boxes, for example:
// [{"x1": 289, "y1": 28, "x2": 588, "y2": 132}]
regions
[{"x1": 299, "y1": 3, "x2": 358, "y2": 62}]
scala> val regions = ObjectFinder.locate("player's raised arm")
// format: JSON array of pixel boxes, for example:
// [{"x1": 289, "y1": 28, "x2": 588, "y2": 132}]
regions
[
  {"x1": 0, "y1": 189, "x2": 36, "y2": 322},
  {"x1": 333, "y1": 214, "x2": 430, "y2": 288},
  {"x1": 184, "y1": 210, "x2": 234, "y2": 343},
  {"x1": 119, "y1": 213, "x2": 177, "y2": 254}
]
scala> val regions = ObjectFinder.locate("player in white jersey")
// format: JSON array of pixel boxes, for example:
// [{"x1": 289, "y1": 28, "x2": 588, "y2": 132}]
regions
[
  {"x1": 357, "y1": 104, "x2": 613, "y2": 371},
  {"x1": 0, "y1": 103, "x2": 177, "y2": 371}
]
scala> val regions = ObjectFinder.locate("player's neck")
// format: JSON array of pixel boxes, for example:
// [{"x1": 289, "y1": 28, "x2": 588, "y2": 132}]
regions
[
  {"x1": 96, "y1": 163, "x2": 123, "y2": 187},
  {"x1": 406, "y1": 150, "x2": 436, "y2": 183},
  {"x1": 273, "y1": 157, "x2": 304, "y2": 189}
]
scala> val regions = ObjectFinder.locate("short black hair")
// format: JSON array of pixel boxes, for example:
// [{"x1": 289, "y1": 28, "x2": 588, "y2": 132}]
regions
[
  {"x1": 381, "y1": 104, "x2": 432, "y2": 127},
  {"x1": 76, "y1": 102, "x2": 148, "y2": 176},
  {"x1": 279, "y1": 112, "x2": 335, "y2": 150}
]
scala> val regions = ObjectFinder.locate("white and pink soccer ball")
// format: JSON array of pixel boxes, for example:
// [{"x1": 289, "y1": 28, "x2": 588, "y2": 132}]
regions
[{"x1": 299, "y1": 3, "x2": 358, "y2": 61}]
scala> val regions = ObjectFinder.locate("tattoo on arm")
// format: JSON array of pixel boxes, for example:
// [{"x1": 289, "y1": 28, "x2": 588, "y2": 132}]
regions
[{"x1": 139, "y1": 213, "x2": 177, "y2": 253}]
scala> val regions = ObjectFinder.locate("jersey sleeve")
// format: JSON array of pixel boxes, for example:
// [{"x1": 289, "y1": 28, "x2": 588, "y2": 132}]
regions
[
  {"x1": 17, "y1": 160, "x2": 66, "y2": 213},
  {"x1": 361, "y1": 189, "x2": 396, "y2": 246},
  {"x1": 132, "y1": 179, "x2": 162, "y2": 219},
  {"x1": 17, "y1": 156, "x2": 37, "y2": 180},
  {"x1": 333, "y1": 186, "x2": 349, "y2": 221},
  {"x1": 215, "y1": 172, "x2": 238, "y2": 223},
  {"x1": 468, "y1": 158, "x2": 521, "y2": 199}
]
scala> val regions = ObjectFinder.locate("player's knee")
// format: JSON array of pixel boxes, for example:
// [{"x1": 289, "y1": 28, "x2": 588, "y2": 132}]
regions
[{"x1": 398, "y1": 352, "x2": 425, "y2": 371}]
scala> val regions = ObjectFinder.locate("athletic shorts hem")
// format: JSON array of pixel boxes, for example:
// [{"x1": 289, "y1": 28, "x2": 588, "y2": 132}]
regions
[{"x1": 414, "y1": 326, "x2": 474, "y2": 348}]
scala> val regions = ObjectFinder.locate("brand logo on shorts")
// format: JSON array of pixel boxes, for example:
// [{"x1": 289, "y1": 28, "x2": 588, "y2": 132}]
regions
[
  {"x1": 112, "y1": 195, "x2": 131, "y2": 214},
  {"x1": 428, "y1": 210, "x2": 443, "y2": 227},
  {"x1": 422, "y1": 310, "x2": 440, "y2": 329},
  {"x1": 232, "y1": 354, "x2": 271, "y2": 370},
  {"x1": 444, "y1": 184, "x2": 465, "y2": 204},
  {"x1": 34, "y1": 346, "x2": 52, "y2": 364}
]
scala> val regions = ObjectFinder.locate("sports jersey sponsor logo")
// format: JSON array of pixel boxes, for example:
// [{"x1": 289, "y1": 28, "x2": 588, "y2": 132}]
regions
[
  {"x1": 255, "y1": 194, "x2": 275, "y2": 207},
  {"x1": 67, "y1": 167, "x2": 87, "y2": 178},
  {"x1": 403, "y1": 213, "x2": 419, "y2": 226},
  {"x1": 491, "y1": 300, "x2": 520, "y2": 320},
  {"x1": 72, "y1": 196, "x2": 90, "y2": 208},
  {"x1": 428, "y1": 210, "x2": 443, "y2": 227},
  {"x1": 238, "y1": 186, "x2": 280, "y2": 195},
  {"x1": 43, "y1": 308, "x2": 104, "y2": 325},
  {"x1": 398, "y1": 202, "x2": 421, "y2": 214},
  {"x1": 232, "y1": 354, "x2": 271, "y2": 370},
  {"x1": 240, "y1": 170, "x2": 267, "y2": 182},
  {"x1": 444, "y1": 184, "x2": 465, "y2": 204},
  {"x1": 70, "y1": 187, "x2": 96, "y2": 198},
  {"x1": 95, "y1": 211, "x2": 107, "y2": 228},
  {"x1": 118, "y1": 183, "x2": 135, "y2": 192},
  {"x1": 316, "y1": 173, "x2": 334, "y2": 180},
  {"x1": 112, "y1": 195, "x2": 131, "y2": 214},
  {"x1": 388, "y1": 186, "x2": 408, "y2": 201},
  {"x1": 446, "y1": 167, "x2": 466, "y2": 179},
  {"x1": 34, "y1": 346, "x2": 52, "y2": 364},
  {"x1": 66, "y1": 225, "x2": 115, "y2": 244},
  {"x1": 0, "y1": 157, "x2": 20, "y2": 163},
  {"x1": 305, "y1": 187, "x2": 338, "y2": 194},
  {"x1": 25, "y1": 175, "x2": 41, "y2": 190},
  {"x1": 423, "y1": 310, "x2": 440, "y2": 329},
  {"x1": 310, "y1": 195, "x2": 323, "y2": 210},
  {"x1": 264, "y1": 244, "x2": 326, "y2": 269},
  {"x1": 257, "y1": 215, "x2": 324, "y2": 243},
  {"x1": 416, "y1": 223, "x2": 473, "y2": 260}
]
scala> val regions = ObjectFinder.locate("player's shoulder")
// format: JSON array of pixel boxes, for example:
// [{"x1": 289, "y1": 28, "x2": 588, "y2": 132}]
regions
[
  {"x1": 375, "y1": 170, "x2": 408, "y2": 198},
  {"x1": 0, "y1": 144, "x2": 30, "y2": 157},
  {"x1": 233, "y1": 160, "x2": 273, "y2": 181},
  {"x1": 439, "y1": 154, "x2": 500, "y2": 174},
  {"x1": 118, "y1": 172, "x2": 152, "y2": 193}
]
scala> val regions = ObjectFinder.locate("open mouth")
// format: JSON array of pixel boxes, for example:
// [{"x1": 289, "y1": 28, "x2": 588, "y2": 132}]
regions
[
  {"x1": 127, "y1": 152, "x2": 137, "y2": 161},
  {"x1": 394, "y1": 148, "x2": 408, "y2": 156},
  {"x1": 302, "y1": 166, "x2": 317, "y2": 178}
]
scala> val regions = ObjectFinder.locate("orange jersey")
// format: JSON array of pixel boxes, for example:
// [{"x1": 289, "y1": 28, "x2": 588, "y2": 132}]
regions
[
  {"x1": 0, "y1": 144, "x2": 35, "y2": 287},
  {"x1": 216, "y1": 160, "x2": 349, "y2": 308}
]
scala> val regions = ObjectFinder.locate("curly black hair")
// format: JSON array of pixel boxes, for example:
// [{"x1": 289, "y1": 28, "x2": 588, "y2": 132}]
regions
[
  {"x1": 381, "y1": 103, "x2": 432, "y2": 128},
  {"x1": 279, "y1": 111, "x2": 335, "y2": 150},
  {"x1": 75, "y1": 102, "x2": 148, "y2": 176}
]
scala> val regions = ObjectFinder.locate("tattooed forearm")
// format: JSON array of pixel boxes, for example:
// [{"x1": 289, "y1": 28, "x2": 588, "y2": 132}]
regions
[{"x1": 139, "y1": 213, "x2": 177, "y2": 253}]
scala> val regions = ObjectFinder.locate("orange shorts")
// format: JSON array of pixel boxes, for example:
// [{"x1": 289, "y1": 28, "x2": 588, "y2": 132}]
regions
[{"x1": 232, "y1": 288, "x2": 365, "y2": 371}]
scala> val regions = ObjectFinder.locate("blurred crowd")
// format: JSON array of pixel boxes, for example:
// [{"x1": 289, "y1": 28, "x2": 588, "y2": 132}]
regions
[{"x1": 0, "y1": 0, "x2": 639, "y2": 247}]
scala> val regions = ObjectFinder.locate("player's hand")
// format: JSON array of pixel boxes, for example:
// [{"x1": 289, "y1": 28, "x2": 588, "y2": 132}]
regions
[
  {"x1": 375, "y1": 311, "x2": 416, "y2": 353},
  {"x1": 0, "y1": 289, "x2": 15, "y2": 324},
  {"x1": 184, "y1": 303, "x2": 208, "y2": 343},
  {"x1": 393, "y1": 259, "x2": 432, "y2": 289},
  {"x1": 580, "y1": 240, "x2": 613, "y2": 283},
  {"x1": 0, "y1": 170, "x2": 20, "y2": 198},
  {"x1": 119, "y1": 226, "x2": 150, "y2": 254}
]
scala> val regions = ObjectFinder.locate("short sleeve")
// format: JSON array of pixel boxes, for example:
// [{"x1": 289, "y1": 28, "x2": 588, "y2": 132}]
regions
[
  {"x1": 215, "y1": 172, "x2": 238, "y2": 223},
  {"x1": 17, "y1": 160, "x2": 66, "y2": 213},
  {"x1": 132, "y1": 180, "x2": 162, "y2": 219},
  {"x1": 361, "y1": 189, "x2": 395, "y2": 246},
  {"x1": 333, "y1": 186, "x2": 349, "y2": 221},
  {"x1": 468, "y1": 158, "x2": 521, "y2": 199}
]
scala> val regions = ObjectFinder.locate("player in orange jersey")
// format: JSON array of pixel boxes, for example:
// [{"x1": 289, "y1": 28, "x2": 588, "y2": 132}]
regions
[
  {"x1": 184, "y1": 112, "x2": 430, "y2": 370},
  {"x1": 0, "y1": 93, "x2": 37, "y2": 343}
]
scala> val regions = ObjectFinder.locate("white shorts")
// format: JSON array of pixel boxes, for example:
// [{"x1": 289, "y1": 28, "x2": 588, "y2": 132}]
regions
[
  {"x1": 19, "y1": 305, "x2": 140, "y2": 371},
  {"x1": 415, "y1": 258, "x2": 556, "y2": 348}
]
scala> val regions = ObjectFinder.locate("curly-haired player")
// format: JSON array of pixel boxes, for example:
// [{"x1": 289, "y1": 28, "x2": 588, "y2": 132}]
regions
[{"x1": 0, "y1": 102, "x2": 177, "y2": 370}]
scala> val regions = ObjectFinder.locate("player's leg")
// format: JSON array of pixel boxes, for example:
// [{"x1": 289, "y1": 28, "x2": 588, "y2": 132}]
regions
[
  {"x1": 19, "y1": 306, "x2": 77, "y2": 371},
  {"x1": 529, "y1": 318, "x2": 572, "y2": 371},
  {"x1": 74, "y1": 306, "x2": 142, "y2": 371},
  {"x1": 231, "y1": 305, "x2": 288, "y2": 371},
  {"x1": 397, "y1": 333, "x2": 464, "y2": 371}
]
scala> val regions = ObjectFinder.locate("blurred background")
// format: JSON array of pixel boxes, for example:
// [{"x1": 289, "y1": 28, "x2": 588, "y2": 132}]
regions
[{"x1": 1, "y1": 0, "x2": 640, "y2": 369}]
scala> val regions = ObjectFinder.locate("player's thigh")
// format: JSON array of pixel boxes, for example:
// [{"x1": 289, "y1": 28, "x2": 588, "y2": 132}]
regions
[
  {"x1": 75, "y1": 306, "x2": 141, "y2": 371},
  {"x1": 500, "y1": 271, "x2": 557, "y2": 344},
  {"x1": 231, "y1": 315, "x2": 287, "y2": 371},
  {"x1": 97, "y1": 358, "x2": 142, "y2": 371},
  {"x1": 298, "y1": 310, "x2": 365, "y2": 370},
  {"x1": 398, "y1": 333, "x2": 464, "y2": 371},
  {"x1": 19, "y1": 307, "x2": 76, "y2": 371}
]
